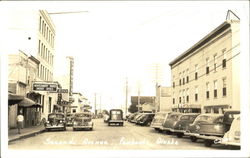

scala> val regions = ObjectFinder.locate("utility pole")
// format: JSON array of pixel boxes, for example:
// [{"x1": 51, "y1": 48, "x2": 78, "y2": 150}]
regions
[
  {"x1": 137, "y1": 81, "x2": 141, "y2": 113},
  {"x1": 125, "y1": 77, "x2": 128, "y2": 116},
  {"x1": 94, "y1": 93, "x2": 97, "y2": 116},
  {"x1": 99, "y1": 94, "x2": 102, "y2": 113}
]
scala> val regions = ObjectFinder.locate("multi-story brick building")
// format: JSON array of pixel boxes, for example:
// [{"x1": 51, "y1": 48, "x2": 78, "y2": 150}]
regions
[{"x1": 169, "y1": 20, "x2": 240, "y2": 114}]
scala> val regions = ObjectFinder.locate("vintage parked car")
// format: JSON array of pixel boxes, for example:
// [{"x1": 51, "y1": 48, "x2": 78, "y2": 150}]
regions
[
  {"x1": 73, "y1": 112, "x2": 94, "y2": 131},
  {"x1": 127, "y1": 113, "x2": 138, "y2": 122},
  {"x1": 130, "y1": 113, "x2": 144, "y2": 123},
  {"x1": 150, "y1": 111, "x2": 171, "y2": 132},
  {"x1": 217, "y1": 115, "x2": 240, "y2": 147},
  {"x1": 169, "y1": 113, "x2": 200, "y2": 138},
  {"x1": 161, "y1": 112, "x2": 183, "y2": 134},
  {"x1": 136, "y1": 113, "x2": 155, "y2": 126},
  {"x1": 66, "y1": 113, "x2": 75, "y2": 126},
  {"x1": 184, "y1": 110, "x2": 240, "y2": 147},
  {"x1": 108, "y1": 109, "x2": 124, "y2": 126},
  {"x1": 45, "y1": 113, "x2": 66, "y2": 131}
]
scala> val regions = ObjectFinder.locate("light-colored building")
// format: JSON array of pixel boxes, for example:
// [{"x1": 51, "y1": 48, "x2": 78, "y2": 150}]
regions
[
  {"x1": 155, "y1": 86, "x2": 172, "y2": 112},
  {"x1": 8, "y1": 51, "x2": 41, "y2": 128},
  {"x1": 169, "y1": 20, "x2": 240, "y2": 114},
  {"x1": 7, "y1": 10, "x2": 57, "y2": 120},
  {"x1": 71, "y1": 92, "x2": 88, "y2": 113}
]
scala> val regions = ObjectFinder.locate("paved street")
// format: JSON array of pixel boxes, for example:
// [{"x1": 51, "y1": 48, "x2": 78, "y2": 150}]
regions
[{"x1": 9, "y1": 119, "x2": 235, "y2": 150}]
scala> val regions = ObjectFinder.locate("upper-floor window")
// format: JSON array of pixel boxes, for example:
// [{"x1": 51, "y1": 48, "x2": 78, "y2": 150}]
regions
[
  {"x1": 195, "y1": 65, "x2": 198, "y2": 80},
  {"x1": 195, "y1": 86, "x2": 198, "y2": 101},
  {"x1": 222, "y1": 78, "x2": 227, "y2": 97},
  {"x1": 186, "y1": 88, "x2": 189, "y2": 103},
  {"x1": 206, "y1": 82, "x2": 210, "y2": 99},
  {"x1": 222, "y1": 49, "x2": 227, "y2": 68},
  {"x1": 214, "y1": 54, "x2": 217, "y2": 72},
  {"x1": 186, "y1": 69, "x2": 189, "y2": 83},
  {"x1": 206, "y1": 58, "x2": 210, "y2": 74},
  {"x1": 214, "y1": 80, "x2": 218, "y2": 98},
  {"x1": 182, "y1": 71, "x2": 185, "y2": 85}
]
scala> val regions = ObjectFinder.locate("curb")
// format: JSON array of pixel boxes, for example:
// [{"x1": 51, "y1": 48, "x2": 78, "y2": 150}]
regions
[{"x1": 8, "y1": 129, "x2": 46, "y2": 143}]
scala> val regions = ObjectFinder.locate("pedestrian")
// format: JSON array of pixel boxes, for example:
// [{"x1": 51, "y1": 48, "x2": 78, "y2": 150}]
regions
[{"x1": 17, "y1": 112, "x2": 24, "y2": 134}]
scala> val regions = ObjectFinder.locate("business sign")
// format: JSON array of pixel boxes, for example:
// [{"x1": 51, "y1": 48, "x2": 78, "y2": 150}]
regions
[
  {"x1": 33, "y1": 83, "x2": 57, "y2": 92},
  {"x1": 57, "y1": 89, "x2": 68, "y2": 93}
]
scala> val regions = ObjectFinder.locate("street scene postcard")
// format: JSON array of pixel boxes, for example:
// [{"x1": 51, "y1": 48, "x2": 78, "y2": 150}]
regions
[{"x1": 1, "y1": 1, "x2": 250, "y2": 158}]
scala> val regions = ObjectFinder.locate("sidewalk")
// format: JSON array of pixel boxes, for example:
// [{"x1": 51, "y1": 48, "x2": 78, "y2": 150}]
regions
[{"x1": 8, "y1": 124, "x2": 45, "y2": 143}]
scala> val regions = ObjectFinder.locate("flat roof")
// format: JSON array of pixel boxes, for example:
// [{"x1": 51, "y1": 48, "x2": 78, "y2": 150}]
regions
[{"x1": 169, "y1": 20, "x2": 238, "y2": 67}]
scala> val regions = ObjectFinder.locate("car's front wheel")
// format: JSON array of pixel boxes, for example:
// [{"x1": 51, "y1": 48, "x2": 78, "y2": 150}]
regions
[
  {"x1": 204, "y1": 139, "x2": 213, "y2": 147},
  {"x1": 190, "y1": 136, "x2": 197, "y2": 142}
]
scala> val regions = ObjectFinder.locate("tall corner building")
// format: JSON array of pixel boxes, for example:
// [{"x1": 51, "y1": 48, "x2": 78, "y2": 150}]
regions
[
  {"x1": 7, "y1": 10, "x2": 56, "y2": 118},
  {"x1": 169, "y1": 20, "x2": 240, "y2": 114}
]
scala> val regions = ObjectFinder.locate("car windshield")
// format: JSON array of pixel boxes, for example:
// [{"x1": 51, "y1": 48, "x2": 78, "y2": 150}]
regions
[
  {"x1": 169, "y1": 114, "x2": 181, "y2": 120},
  {"x1": 111, "y1": 111, "x2": 122, "y2": 114},
  {"x1": 154, "y1": 113, "x2": 167, "y2": 119},
  {"x1": 180, "y1": 115, "x2": 190, "y2": 120},
  {"x1": 75, "y1": 113, "x2": 91, "y2": 118},
  {"x1": 194, "y1": 115, "x2": 217, "y2": 123},
  {"x1": 48, "y1": 114, "x2": 64, "y2": 119}
]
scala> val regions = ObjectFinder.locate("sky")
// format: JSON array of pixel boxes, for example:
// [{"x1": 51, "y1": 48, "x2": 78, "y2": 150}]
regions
[
  {"x1": 46, "y1": 1, "x2": 249, "y2": 111},
  {"x1": 1, "y1": 1, "x2": 248, "y2": 111}
]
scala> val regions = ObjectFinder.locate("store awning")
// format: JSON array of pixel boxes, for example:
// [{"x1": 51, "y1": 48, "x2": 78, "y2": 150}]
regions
[
  {"x1": 8, "y1": 93, "x2": 24, "y2": 105},
  {"x1": 18, "y1": 98, "x2": 36, "y2": 107}
]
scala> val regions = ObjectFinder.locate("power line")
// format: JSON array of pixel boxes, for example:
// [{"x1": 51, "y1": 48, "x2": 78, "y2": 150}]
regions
[
  {"x1": 172, "y1": 41, "x2": 240, "y2": 87},
  {"x1": 48, "y1": 11, "x2": 89, "y2": 15},
  {"x1": 172, "y1": 50, "x2": 240, "y2": 89}
]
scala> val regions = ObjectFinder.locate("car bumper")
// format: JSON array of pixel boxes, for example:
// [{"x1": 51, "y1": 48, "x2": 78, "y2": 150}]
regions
[
  {"x1": 109, "y1": 120, "x2": 123, "y2": 123},
  {"x1": 184, "y1": 132, "x2": 200, "y2": 137},
  {"x1": 73, "y1": 125, "x2": 93, "y2": 129},
  {"x1": 196, "y1": 135, "x2": 222, "y2": 140},
  {"x1": 161, "y1": 127, "x2": 171, "y2": 131},
  {"x1": 219, "y1": 140, "x2": 240, "y2": 146},
  {"x1": 150, "y1": 125, "x2": 162, "y2": 129},
  {"x1": 170, "y1": 128, "x2": 185, "y2": 133},
  {"x1": 45, "y1": 125, "x2": 65, "y2": 129}
]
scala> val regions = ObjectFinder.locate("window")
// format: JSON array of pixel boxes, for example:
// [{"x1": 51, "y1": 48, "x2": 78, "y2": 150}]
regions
[
  {"x1": 223, "y1": 78, "x2": 227, "y2": 96},
  {"x1": 39, "y1": 17, "x2": 42, "y2": 32},
  {"x1": 186, "y1": 88, "x2": 189, "y2": 103},
  {"x1": 214, "y1": 54, "x2": 217, "y2": 72},
  {"x1": 183, "y1": 89, "x2": 186, "y2": 103},
  {"x1": 186, "y1": 69, "x2": 189, "y2": 83},
  {"x1": 222, "y1": 49, "x2": 227, "y2": 68},
  {"x1": 206, "y1": 82, "x2": 210, "y2": 99},
  {"x1": 195, "y1": 65, "x2": 198, "y2": 80},
  {"x1": 179, "y1": 79, "x2": 182, "y2": 86},
  {"x1": 214, "y1": 80, "x2": 218, "y2": 98},
  {"x1": 206, "y1": 58, "x2": 210, "y2": 74},
  {"x1": 173, "y1": 98, "x2": 175, "y2": 104},
  {"x1": 195, "y1": 86, "x2": 198, "y2": 101},
  {"x1": 173, "y1": 82, "x2": 175, "y2": 88},
  {"x1": 179, "y1": 91, "x2": 182, "y2": 103},
  {"x1": 183, "y1": 71, "x2": 185, "y2": 85},
  {"x1": 38, "y1": 40, "x2": 41, "y2": 55}
]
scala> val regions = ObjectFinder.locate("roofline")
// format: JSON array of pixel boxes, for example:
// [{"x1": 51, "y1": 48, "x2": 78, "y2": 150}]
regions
[{"x1": 169, "y1": 20, "x2": 239, "y2": 67}]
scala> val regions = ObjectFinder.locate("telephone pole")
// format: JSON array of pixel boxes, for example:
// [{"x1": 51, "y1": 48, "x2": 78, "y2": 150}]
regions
[
  {"x1": 94, "y1": 93, "x2": 97, "y2": 116},
  {"x1": 125, "y1": 77, "x2": 128, "y2": 116}
]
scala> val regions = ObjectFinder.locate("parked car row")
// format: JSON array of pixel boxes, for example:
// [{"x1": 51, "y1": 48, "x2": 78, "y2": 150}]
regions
[
  {"x1": 127, "y1": 113, "x2": 155, "y2": 126},
  {"x1": 44, "y1": 112, "x2": 94, "y2": 131},
  {"x1": 127, "y1": 110, "x2": 240, "y2": 148}
]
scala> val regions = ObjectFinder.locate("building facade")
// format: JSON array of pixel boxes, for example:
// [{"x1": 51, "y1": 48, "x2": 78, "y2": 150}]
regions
[
  {"x1": 7, "y1": 10, "x2": 57, "y2": 123},
  {"x1": 155, "y1": 86, "x2": 172, "y2": 112},
  {"x1": 71, "y1": 92, "x2": 88, "y2": 113},
  {"x1": 169, "y1": 20, "x2": 240, "y2": 114},
  {"x1": 8, "y1": 51, "x2": 41, "y2": 128}
]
